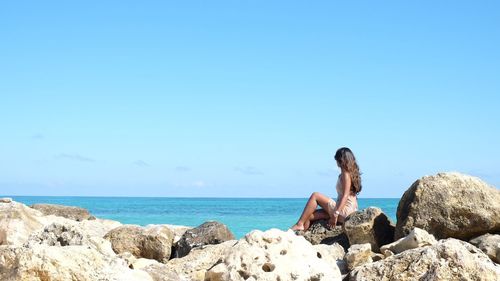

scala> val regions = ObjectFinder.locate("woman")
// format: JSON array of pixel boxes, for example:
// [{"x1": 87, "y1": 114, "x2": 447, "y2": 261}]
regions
[{"x1": 291, "y1": 147, "x2": 361, "y2": 231}]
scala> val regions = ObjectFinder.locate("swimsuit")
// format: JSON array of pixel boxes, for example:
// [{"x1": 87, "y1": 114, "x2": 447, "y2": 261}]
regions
[{"x1": 327, "y1": 177, "x2": 358, "y2": 219}]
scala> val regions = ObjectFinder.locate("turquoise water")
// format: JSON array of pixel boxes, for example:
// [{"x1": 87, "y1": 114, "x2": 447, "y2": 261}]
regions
[{"x1": 9, "y1": 196, "x2": 399, "y2": 238}]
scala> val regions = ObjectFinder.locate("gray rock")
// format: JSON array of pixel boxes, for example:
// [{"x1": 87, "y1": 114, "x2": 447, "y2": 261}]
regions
[
  {"x1": 350, "y1": 238, "x2": 500, "y2": 280},
  {"x1": 0, "y1": 198, "x2": 12, "y2": 203},
  {"x1": 26, "y1": 222, "x2": 116, "y2": 257},
  {"x1": 31, "y1": 203, "x2": 95, "y2": 221},
  {"x1": 175, "y1": 221, "x2": 235, "y2": 258},
  {"x1": 344, "y1": 207, "x2": 395, "y2": 252},
  {"x1": 298, "y1": 220, "x2": 350, "y2": 250},
  {"x1": 470, "y1": 233, "x2": 500, "y2": 263},
  {"x1": 104, "y1": 225, "x2": 174, "y2": 263},
  {"x1": 27, "y1": 222, "x2": 86, "y2": 247}
]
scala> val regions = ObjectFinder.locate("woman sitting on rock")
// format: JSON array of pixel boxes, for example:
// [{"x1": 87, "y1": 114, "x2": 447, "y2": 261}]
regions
[{"x1": 291, "y1": 147, "x2": 361, "y2": 231}]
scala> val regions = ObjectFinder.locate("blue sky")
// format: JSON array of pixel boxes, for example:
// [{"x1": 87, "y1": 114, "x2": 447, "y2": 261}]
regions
[{"x1": 1, "y1": 1, "x2": 499, "y2": 198}]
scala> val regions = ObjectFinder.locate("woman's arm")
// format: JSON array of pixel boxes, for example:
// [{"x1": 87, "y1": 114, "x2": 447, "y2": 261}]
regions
[
  {"x1": 335, "y1": 172, "x2": 352, "y2": 214},
  {"x1": 328, "y1": 172, "x2": 351, "y2": 228}
]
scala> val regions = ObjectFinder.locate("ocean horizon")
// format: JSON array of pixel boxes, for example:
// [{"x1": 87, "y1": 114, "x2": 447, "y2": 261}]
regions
[{"x1": 7, "y1": 196, "x2": 399, "y2": 238}]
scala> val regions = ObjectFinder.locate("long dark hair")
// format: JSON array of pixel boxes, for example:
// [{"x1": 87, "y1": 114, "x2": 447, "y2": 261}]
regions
[{"x1": 334, "y1": 147, "x2": 362, "y2": 195}]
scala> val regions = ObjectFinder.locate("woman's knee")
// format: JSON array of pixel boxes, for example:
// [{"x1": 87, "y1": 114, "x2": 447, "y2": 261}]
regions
[{"x1": 310, "y1": 192, "x2": 320, "y2": 198}]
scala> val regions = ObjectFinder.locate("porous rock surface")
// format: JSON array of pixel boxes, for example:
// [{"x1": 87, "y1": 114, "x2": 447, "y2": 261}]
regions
[
  {"x1": 395, "y1": 172, "x2": 500, "y2": 240},
  {"x1": 205, "y1": 228, "x2": 342, "y2": 281},
  {"x1": 350, "y1": 238, "x2": 500, "y2": 281},
  {"x1": 343, "y1": 207, "x2": 395, "y2": 252}
]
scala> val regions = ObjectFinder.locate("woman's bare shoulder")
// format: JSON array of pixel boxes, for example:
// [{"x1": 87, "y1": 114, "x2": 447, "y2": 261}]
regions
[{"x1": 340, "y1": 172, "x2": 351, "y2": 182}]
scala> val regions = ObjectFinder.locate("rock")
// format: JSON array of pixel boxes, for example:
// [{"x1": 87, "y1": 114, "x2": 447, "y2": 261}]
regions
[
  {"x1": 146, "y1": 224, "x2": 191, "y2": 244},
  {"x1": 395, "y1": 172, "x2": 500, "y2": 240},
  {"x1": 382, "y1": 249, "x2": 394, "y2": 258},
  {"x1": 175, "y1": 221, "x2": 235, "y2": 258},
  {"x1": 313, "y1": 243, "x2": 345, "y2": 263},
  {"x1": 27, "y1": 222, "x2": 87, "y2": 247},
  {"x1": 104, "y1": 225, "x2": 174, "y2": 263},
  {"x1": 380, "y1": 227, "x2": 437, "y2": 255},
  {"x1": 298, "y1": 219, "x2": 350, "y2": 250},
  {"x1": 0, "y1": 198, "x2": 12, "y2": 203},
  {"x1": 313, "y1": 243, "x2": 347, "y2": 275},
  {"x1": 0, "y1": 244, "x2": 153, "y2": 281},
  {"x1": 78, "y1": 217, "x2": 123, "y2": 238},
  {"x1": 0, "y1": 200, "x2": 122, "y2": 252},
  {"x1": 132, "y1": 258, "x2": 160, "y2": 270},
  {"x1": 345, "y1": 243, "x2": 373, "y2": 270},
  {"x1": 0, "y1": 201, "x2": 45, "y2": 245},
  {"x1": 204, "y1": 263, "x2": 226, "y2": 281},
  {"x1": 343, "y1": 207, "x2": 395, "y2": 252},
  {"x1": 26, "y1": 222, "x2": 115, "y2": 256},
  {"x1": 470, "y1": 233, "x2": 500, "y2": 263},
  {"x1": 118, "y1": 251, "x2": 138, "y2": 267},
  {"x1": 205, "y1": 229, "x2": 342, "y2": 281},
  {"x1": 350, "y1": 238, "x2": 500, "y2": 280},
  {"x1": 371, "y1": 253, "x2": 385, "y2": 262},
  {"x1": 144, "y1": 240, "x2": 237, "y2": 281},
  {"x1": 31, "y1": 203, "x2": 95, "y2": 221}
]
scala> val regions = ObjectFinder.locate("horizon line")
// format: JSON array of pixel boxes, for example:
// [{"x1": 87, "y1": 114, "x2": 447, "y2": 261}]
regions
[{"x1": 3, "y1": 195, "x2": 400, "y2": 199}]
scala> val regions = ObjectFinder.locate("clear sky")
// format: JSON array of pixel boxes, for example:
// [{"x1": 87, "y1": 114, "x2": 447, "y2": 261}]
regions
[{"x1": 1, "y1": 1, "x2": 499, "y2": 198}]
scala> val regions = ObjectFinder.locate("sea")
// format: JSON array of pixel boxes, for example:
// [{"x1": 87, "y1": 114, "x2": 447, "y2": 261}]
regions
[{"x1": 10, "y1": 196, "x2": 399, "y2": 239}]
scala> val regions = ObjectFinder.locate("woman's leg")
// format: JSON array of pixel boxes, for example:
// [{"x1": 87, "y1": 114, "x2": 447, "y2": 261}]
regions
[
  {"x1": 291, "y1": 192, "x2": 332, "y2": 230},
  {"x1": 303, "y1": 209, "x2": 330, "y2": 230}
]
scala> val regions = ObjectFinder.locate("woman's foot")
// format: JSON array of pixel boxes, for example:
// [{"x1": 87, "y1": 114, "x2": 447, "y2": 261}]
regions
[{"x1": 290, "y1": 223, "x2": 304, "y2": 231}]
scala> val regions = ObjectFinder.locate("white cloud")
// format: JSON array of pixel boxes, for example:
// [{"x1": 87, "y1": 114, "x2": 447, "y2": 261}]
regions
[{"x1": 192, "y1": 180, "x2": 206, "y2": 187}]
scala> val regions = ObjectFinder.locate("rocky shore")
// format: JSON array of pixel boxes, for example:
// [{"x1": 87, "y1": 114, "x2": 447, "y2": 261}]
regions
[{"x1": 1, "y1": 172, "x2": 499, "y2": 280}]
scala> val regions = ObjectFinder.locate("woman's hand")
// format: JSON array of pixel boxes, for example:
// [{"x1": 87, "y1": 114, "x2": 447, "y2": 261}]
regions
[{"x1": 327, "y1": 215, "x2": 338, "y2": 229}]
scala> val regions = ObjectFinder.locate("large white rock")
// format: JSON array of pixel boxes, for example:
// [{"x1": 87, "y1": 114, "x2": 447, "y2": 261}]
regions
[
  {"x1": 0, "y1": 201, "x2": 122, "y2": 247},
  {"x1": 78, "y1": 217, "x2": 123, "y2": 238},
  {"x1": 0, "y1": 201, "x2": 45, "y2": 245},
  {"x1": 350, "y1": 238, "x2": 500, "y2": 280},
  {"x1": 313, "y1": 243, "x2": 345, "y2": 264},
  {"x1": 205, "y1": 229, "x2": 342, "y2": 281},
  {"x1": 143, "y1": 240, "x2": 237, "y2": 281},
  {"x1": 26, "y1": 222, "x2": 116, "y2": 256},
  {"x1": 380, "y1": 227, "x2": 437, "y2": 255},
  {"x1": 0, "y1": 244, "x2": 153, "y2": 281},
  {"x1": 313, "y1": 243, "x2": 348, "y2": 275}
]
